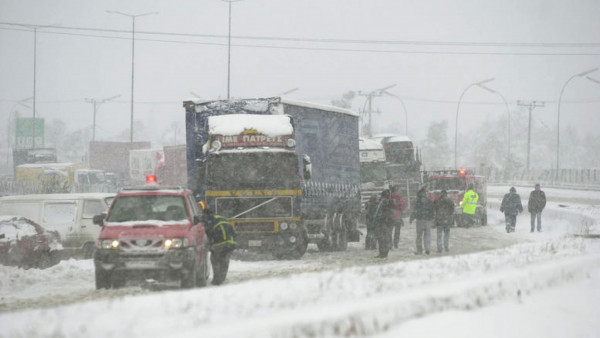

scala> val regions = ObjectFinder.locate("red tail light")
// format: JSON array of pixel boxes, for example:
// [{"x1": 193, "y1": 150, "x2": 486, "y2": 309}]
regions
[{"x1": 146, "y1": 175, "x2": 157, "y2": 183}]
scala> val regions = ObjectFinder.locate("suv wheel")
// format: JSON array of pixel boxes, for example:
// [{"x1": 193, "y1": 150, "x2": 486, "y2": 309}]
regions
[{"x1": 95, "y1": 269, "x2": 111, "y2": 289}]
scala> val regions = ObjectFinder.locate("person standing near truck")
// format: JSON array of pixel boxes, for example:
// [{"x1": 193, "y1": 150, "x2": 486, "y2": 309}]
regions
[
  {"x1": 461, "y1": 184, "x2": 479, "y2": 227},
  {"x1": 198, "y1": 201, "x2": 236, "y2": 285},
  {"x1": 390, "y1": 185, "x2": 407, "y2": 249},
  {"x1": 364, "y1": 195, "x2": 378, "y2": 250},
  {"x1": 433, "y1": 189, "x2": 455, "y2": 253},
  {"x1": 500, "y1": 187, "x2": 523, "y2": 233},
  {"x1": 372, "y1": 189, "x2": 394, "y2": 258},
  {"x1": 409, "y1": 187, "x2": 435, "y2": 255},
  {"x1": 528, "y1": 183, "x2": 546, "y2": 232}
]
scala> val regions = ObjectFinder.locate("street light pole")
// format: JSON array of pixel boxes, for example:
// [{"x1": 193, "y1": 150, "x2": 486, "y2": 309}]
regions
[
  {"x1": 106, "y1": 10, "x2": 158, "y2": 144},
  {"x1": 556, "y1": 67, "x2": 597, "y2": 180},
  {"x1": 454, "y1": 78, "x2": 495, "y2": 168},
  {"x1": 382, "y1": 91, "x2": 409, "y2": 135},
  {"x1": 85, "y1": 95, "x2": 120, "y2": 141},
  {"x1": 222, "y1": 0, "x2": 243, "y2": 100},
  {"x1": 358, "y1": 84, "x2": 396, "y2": 138}
]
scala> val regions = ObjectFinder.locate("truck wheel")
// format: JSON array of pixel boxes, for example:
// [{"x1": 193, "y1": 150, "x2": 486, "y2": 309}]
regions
[
  {"x1": 290, "y1": 234, "x2": 308, "y2": 259},
  {"x1": 95, "y1": 269, "x2": 111, "y2": 290}
]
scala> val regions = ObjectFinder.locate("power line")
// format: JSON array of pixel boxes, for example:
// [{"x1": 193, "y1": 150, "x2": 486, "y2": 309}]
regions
[{"x1": 2, "y1": 24, "x2": 600, "y2": 56}]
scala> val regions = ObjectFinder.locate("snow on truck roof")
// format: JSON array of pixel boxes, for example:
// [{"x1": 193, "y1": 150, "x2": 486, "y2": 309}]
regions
[
  {"x1": 184, "y1": 97, "x2": 358, "y2": 117},
  {"x1": 359, "y1": 137, "x2": 384, "y2": 150},
  {"x1": 209, "y1": 114, "x2": 294, "y2": 136}
]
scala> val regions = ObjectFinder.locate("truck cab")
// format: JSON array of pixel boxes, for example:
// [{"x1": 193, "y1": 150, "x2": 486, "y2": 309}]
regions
[
  {"x1": 423, "y1": 168, "x2": 488, "y2": 226},
  {"x1": 359, "y1": 137, "x2": 388, "y2": 219},
  {"x1": 93, "y1": 180, "x2": 209, "y2": 289}
]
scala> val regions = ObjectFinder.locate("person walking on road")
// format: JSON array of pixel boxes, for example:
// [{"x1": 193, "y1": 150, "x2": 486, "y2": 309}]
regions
[
  {"x1": 372, "y1": 189, "x2": 394, "y2": 258},
  {"x1": 500, "y1": 187, "x2": 523, "y2": 233},
  {"x1": 199, "y1": 201, "x2": 236, "y2": 285},
  {"x1": 390, "y1": 185, "x2": 407, "y2": 249},
  {"x1": 461, "y1": 184, "x2": 479, "y2": 227},
  {"x1": 364, "y1": 194, "x2": 378, "y2": 250},
  {"x1": 433, "y1": 189, "x2": 455, "y2": 253},
  {"x1": 528, "y1": 183, "x2": 546, "y2": 232},
  {"x1": 409, "y1": 187, "x2": 435, "y2": 255}
]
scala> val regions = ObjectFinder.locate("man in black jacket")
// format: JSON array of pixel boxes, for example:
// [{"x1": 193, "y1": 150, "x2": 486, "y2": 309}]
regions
[
  {"x1": 528, "y1": 183, "x2": 546, "y2": 232},
  {"x1": 433, "y1": 190, "x2": 455, "y2": 253},
  {"x1": 372, "y1": 189, "x2": 394, "y2": 258},
  {"x1": 409, "y1": 187, "x2": 435, "y2": 255},
  {"x1": 500, "y1": 187, "x2": 523, "y2": 233}
]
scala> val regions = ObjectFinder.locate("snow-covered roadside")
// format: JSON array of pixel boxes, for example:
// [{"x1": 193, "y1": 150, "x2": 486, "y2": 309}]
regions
[{"x1": 1, "y1": 187, "x2": 599, "y2": 337}]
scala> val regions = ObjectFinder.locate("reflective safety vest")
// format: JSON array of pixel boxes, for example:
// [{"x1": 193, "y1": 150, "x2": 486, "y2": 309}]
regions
[
  {"x1": 209, "y1": 215, "x2": 236, "y2": 248},
  {"x1": 461, "y1": 189, "x2": 479, "y2": 215}
]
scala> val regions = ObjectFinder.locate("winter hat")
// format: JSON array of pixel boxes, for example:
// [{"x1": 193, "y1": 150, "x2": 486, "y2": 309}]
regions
[
  {"x1": 510, "y1": 187, "x2": 516, "y2": 193},
  {"x1": 440, "y1": 189, "x2": 447, "y2": 197}
]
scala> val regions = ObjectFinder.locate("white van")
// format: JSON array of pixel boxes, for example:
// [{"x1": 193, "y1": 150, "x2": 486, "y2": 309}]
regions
[{"x1": 0, "y1": 193, "x2": 115, "y2": 258}]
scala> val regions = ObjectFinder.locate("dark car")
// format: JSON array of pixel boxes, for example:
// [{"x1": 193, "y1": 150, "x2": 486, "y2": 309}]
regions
[{"x1": 0, "y1": 215, "x2": 63, "y2": 269}]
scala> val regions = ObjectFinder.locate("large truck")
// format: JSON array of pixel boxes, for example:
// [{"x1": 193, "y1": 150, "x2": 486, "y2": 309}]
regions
[
  {"x1": 358, "y1": 137, "x2": 388, "y2": 219},
  {"x1": 88, "y1": 141, "x2": 151, "y2": 186},
  {"x1": 373, "y1": 134, "x2": 422, "y2": 209},
  {"x1": 129, "y1": 148, "x2": 165, "y2": 185},
  {"x1": 162, "y1": 144, "x2": 187, "y2": 186},
  {"x1": 184, "y1": 97, "x2": 361, "y2": 258}
]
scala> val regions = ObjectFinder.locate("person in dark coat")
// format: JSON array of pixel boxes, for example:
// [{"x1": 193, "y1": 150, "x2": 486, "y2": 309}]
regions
[
  {"x1": 409, "y1": 187, "x2": 435, "y2": 255},
  {"x1": 528, "y1": 183, "x2": 546, "y2": 232},
  {"x1": 433, "y1": 189, "x2": 455, "y2": 253},
  {"x1": 390, "y1": 185, "x2": 407, "y2": 249},
  {"x1": 199, "y1": 201, "x2": 236, "y2": 285},
  {"x1": 372, "y1": 189, "x2": 394, "y2": 258},
  {"x1": 364, "y1": 194, "x2": 378, "y2": 250},
  {"x1": 500, "y1": 187, "x2": 523, "y2": 233}
]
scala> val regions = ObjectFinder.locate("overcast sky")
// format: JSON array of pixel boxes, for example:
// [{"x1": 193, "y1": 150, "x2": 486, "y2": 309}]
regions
[{"x1": 1, "y1": 0, "x2": 599, "y2": 146}]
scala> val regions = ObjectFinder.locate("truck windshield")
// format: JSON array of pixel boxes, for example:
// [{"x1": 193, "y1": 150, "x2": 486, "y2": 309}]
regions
[
  {"x1": 426, "y1": 178, "x2": 465, "y2": 191},
  {"x1": 106, "y1": 195, "x2": 187, "y2": 222},
  {"x1": 207, "y1": 152, "x2": 300, "y2": 190},
  {"x1": 360, "y1": 162, "x2": 387, "y2": 183}
]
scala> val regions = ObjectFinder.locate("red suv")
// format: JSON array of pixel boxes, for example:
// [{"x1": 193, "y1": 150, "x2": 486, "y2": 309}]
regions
[{"x1": 93, "y1": 185, "x2": 209, "y2": 289}]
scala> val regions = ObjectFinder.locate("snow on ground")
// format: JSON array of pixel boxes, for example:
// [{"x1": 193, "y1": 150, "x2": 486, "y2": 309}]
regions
[{"x1": 0, "y1": 186, "x2": 599, "y2": 337}]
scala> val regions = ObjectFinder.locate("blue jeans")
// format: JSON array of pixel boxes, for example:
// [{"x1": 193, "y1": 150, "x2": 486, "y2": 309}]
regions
[
  {"x1": 415, "y1": 219, "x2": 432, "y2": 254},
  {"x1": 530, "y1": 212, "x2": 542, "y2": 231},
  {"x1": 436, "y1": 224, "x2": 450, "y2": 252}
]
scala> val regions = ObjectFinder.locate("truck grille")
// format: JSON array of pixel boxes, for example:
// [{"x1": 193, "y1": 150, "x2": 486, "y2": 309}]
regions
[{"x1": 215, "y1": 196, "x2": 293, "y2": 219}]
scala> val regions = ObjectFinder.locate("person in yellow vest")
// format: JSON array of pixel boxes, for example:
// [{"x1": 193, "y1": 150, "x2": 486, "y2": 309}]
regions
[
  {"x1": 461, "y1": 184, "x2": 479, "y2": 227},
  {"x1": 198, "y1": 201, "x2": 236, "y2": 285}
]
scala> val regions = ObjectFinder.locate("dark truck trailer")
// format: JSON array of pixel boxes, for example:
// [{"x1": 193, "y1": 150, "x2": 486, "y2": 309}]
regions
[{"x1": 184, "y1": 97, "x2": 361, "y2": 258}]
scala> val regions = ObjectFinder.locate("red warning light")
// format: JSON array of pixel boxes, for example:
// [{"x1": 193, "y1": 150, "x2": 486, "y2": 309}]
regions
[
  {"x1": 146, "y1": 175, "x2": 157, "y2": 183},
  {"x1": 458, "y1": 169, "x2": 467, "y2": 176}
]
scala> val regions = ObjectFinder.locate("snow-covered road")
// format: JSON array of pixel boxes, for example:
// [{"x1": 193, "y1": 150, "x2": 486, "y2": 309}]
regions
[{"x1": 1, "y1": 186, "x2": 599, "y2": 337}]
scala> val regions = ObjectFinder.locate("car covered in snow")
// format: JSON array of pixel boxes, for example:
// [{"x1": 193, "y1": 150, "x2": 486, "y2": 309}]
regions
[
  {"x1": 0, "y1": 215, "x2": 63, "y2": 269},
  {"x1": 92, "y1": 182, "x2": 210, "y2": 289}
]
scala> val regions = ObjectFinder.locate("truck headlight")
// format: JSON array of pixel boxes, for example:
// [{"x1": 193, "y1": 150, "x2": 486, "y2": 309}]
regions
[
  {"x1": 101, "y1": 239, "x2": 120, "y2": 249},
  {"x1": 164, "y1": 238, "x2": 188, "y2": 249},
  {"x1": 289, "y1": 222, "x2": 298, "y2": 230},
  {"x1": 280, "y1": 222, "x2": 289, "y2": 230}
]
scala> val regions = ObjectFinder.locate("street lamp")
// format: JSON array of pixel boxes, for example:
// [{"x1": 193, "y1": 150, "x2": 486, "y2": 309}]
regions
[
  {"x1": 358, "y1": 84, "x2": 396, "y2": 138},
  {"x1": 477, "y1": 84, "x2": 511, "y2": 165},
  {"x1": 381, "y1": 91, "x2": 409, "y2": 135},
  {"x1": 222, "y1": 0, "x2": 244, "y2": 100},
  {"x1": 556, "y1": 67, "x2": 598, "y2": 178},
  {"x1": 85, "y1": 95, "x2": 120, "y2": 141},
  {"x1": 106, "y1": 10, "x2": 158, "y2": 144},
  {"x1": 454, "y1": 78, "x2": 495, "y2": 168}
]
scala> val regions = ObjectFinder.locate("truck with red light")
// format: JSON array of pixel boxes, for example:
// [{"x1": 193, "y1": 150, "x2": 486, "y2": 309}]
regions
[
  {"x1": 92, "y1": 183, "x2": 209, "y2": 289},
  {"x1": 184, "y1": 97, "x2": 361, "y2": 258},
  {"x1": 422, "y1": 168, "x2": 487, "y2": 226}
]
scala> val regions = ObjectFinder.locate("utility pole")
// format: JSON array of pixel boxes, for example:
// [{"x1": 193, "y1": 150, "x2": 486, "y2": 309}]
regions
[
  {"x1": 517, "y1": 100, "x2": 545, "y2": 173},
  {"x1": 358, "y1": 84, "x2": 396, "y2": 138},
  {"x1": 85, "y1": 95, "x2": 120, "y2": 141}
]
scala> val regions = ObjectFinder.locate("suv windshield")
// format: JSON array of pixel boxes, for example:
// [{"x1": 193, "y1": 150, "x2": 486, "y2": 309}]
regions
[
  {"x1": 206, "y1": 152, "x2": 300, "y2": 190},
  {"x1": 106, "y1": 195, "x2": 187, "y2": 222}
]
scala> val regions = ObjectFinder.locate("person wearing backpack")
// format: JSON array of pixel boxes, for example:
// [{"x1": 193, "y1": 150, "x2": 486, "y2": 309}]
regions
[{"x1": 500, "y1": 187, "x2": 523, "y2": 233}]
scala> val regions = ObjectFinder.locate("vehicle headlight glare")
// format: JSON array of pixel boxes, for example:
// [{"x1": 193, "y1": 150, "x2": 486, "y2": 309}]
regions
[
  {"x1": 280, "y1": 222, "x2": 288, "y2": 230},
  {"x1": 164, "y1": 238, "x2": 186, "y2": 249},
  {"x1": 101, "y1": 239, "x2": 120, "y2": 249}
]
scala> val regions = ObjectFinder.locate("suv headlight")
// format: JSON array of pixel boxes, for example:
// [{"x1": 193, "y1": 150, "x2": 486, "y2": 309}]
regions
[
  {"x1": 100, "y1": 239, "x2": 120, "y2": 249},
  {"x1": 164, "y1": 238, "x2": 188, "y2": 249}
]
